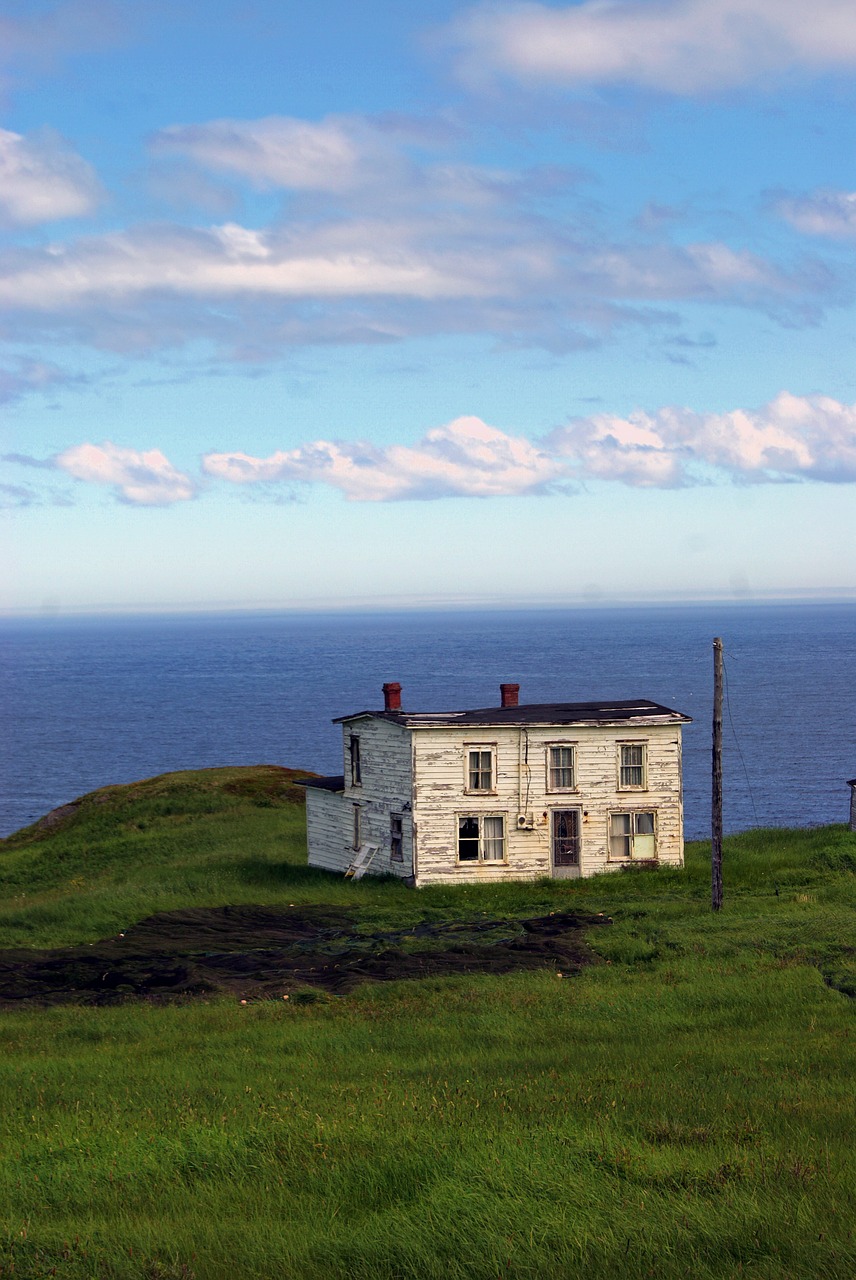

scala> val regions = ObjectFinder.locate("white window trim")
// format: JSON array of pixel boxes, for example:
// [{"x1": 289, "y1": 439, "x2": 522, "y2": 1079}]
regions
[
  {"x1": 617, "y1": 740, "x2": 648, "y2": 791},
  {"x1": 545, "y1": 741, "x2": 578, "y2": 793},
  {"x1": 463, "y1": 742, "x2": 498, "y2": 795},
  {"x1": 456, "y1": 812, "x2": 507, "y2": 864},
  {"x1": 607, "y1": 809, "x2": 658, "y2": 861}
]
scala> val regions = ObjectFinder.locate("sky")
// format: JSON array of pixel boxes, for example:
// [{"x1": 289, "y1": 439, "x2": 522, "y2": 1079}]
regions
[{"x1": 1, "y1": 0, "x2": 856, "y2": 614}]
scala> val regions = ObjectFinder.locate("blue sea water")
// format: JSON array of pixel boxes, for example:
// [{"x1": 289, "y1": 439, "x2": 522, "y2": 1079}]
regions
[{"x1": 1, "y1": 603, "x2": 854, "y2": 841}]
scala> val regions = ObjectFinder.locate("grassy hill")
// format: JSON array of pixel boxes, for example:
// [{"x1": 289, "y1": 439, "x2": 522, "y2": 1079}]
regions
[{"x1": 0, "y1": 768, "x2": 854, "y2": 1280}]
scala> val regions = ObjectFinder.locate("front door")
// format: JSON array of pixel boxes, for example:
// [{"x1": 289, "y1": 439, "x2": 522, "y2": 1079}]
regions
[{"x1": 552, "y1": 809, "x2": 581, "y2": 879}]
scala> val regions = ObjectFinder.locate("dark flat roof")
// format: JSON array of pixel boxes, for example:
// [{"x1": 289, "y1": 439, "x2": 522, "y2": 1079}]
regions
[
  {"x1": 295, "y1": 775, "x2": 345, "y2": 792},
  {"x1": 334, "y1": 699, "x2": 691, "y2": 728}
]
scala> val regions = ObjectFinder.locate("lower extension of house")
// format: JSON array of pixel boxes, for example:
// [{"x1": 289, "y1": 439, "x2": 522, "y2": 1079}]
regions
[{"x1": 299, "y1": 682, "x2": 692, "y2": 886}]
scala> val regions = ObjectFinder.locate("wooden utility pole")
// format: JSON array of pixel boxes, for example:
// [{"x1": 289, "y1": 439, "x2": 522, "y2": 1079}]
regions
[{"x1": 712, "y1": 636, "x2": 723, "y2": 911}]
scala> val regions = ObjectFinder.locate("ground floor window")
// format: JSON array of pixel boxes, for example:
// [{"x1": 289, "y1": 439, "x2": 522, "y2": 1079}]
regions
[
  {"x1": 458, "y1": 814, "x2": 506, "y2": 862},
  {"x1": 609, "y1": 811, "x2": 656, "y2": 860},
  {"x1": 390, "y1": 812, "x2": 403, "y2": 862},
  {"x1": 352, "y1": 803, "x2": 362, "y2": 850}
]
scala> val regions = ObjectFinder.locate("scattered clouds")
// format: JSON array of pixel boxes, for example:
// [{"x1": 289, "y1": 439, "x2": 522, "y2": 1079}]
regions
[
  {"x1": 14, "y1": 392, "x2": 856, "y2": 508},
  {"x1": 448, "y1": 0, "x2": 856, "y2": 94},
  {"x1": 0, "y1": 108, "x2": 840, "y2": 356},
  {"x1": 549, "y1": 391, "x2": 856, "y2": 485},
  {"x1": 0, "y1": 127, "x2": 101, "y2": 225},
  {"x1": 775, "y1": 188, "x2": 856, "y2": 238},
  {"x1": 53, "y1": 442, "x2": 196, "y2": 505},
  {"x1": 203, "y1": 416, "x2": 565, "y2": 501},
  {"x1": 0, "y1": 209, "x2": 831, "y2": 356},
  {"x1": 204, "y1": 393, "x2": 856, "y2": 503}
]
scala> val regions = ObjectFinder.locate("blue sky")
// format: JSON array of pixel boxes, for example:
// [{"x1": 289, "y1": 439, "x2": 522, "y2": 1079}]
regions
[{"x1": 2, "y1": 0, "x2": 856, "y2": 613}]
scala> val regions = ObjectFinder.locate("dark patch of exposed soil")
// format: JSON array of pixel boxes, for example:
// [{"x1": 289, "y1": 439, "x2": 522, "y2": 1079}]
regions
[{"x1": 0, "y1": 905, "x2": 609, "y2": 1006}]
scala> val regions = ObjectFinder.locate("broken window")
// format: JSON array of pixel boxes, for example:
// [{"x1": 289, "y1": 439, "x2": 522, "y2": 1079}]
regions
[
  {"x1": 352, "y1": 804, "x2": 362, "y2": 850},
  {"x1": 349, "y1": 735, "x2": 362, "y2": 786},
  {"x1": 619, "y1": 742, "x2": 647, "y2": 789},
  {"x1": 466, "y1": 747, "x2": 494, "y2": 792},
  {"x1": 548, "y1": 745, "x2": 576, "y2": 791},
  {"x1": 390, "y1": 813, "x2": 403, "y2": 862},
  {"x1": 609, "y1": 811, "x2": 656, "y2": 860},
  {"x1": 458, "y1": 814, "x2": 505, "y2": 862}
]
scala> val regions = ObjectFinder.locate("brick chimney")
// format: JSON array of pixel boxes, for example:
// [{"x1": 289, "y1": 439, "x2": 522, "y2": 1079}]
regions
[
  {"x1": 383, "y1": 682, "x2": 402, "y2": 711},
  {"x1": 500, "y1": 683, "x2": 519, "y2": 708}
]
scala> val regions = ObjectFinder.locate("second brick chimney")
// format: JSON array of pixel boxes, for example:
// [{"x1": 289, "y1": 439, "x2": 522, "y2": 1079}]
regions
[
  {"x1": 383, "y1": 682, "x2": 402, "y2": 711},
  {"x1": 500, "y1": 683, "x2": 520, "y2": 708}
]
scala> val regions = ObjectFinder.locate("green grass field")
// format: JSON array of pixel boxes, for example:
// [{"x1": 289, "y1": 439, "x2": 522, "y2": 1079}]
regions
[{"x1": 0, "y1": 768, "x2": 854, "y2": 1280}]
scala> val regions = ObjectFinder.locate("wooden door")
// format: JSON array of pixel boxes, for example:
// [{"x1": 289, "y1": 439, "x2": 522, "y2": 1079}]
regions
[{"x1": 552, "y1": 809, "x2": 581, "y2": 879}]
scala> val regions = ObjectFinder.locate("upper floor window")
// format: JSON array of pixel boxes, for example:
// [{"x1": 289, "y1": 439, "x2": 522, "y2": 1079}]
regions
[
  {"x1": 349, "y1": 735, "x2": 361, "y2": 786},
  {"x1": 466, "y1": 746, "x2": 495, "y2": 792},
  {"x1": 547, "y1": 744, "x2": 576, "y2": 791},
  {"x1": 619, "y1": 742, "x2": 647, "y2": 789}
]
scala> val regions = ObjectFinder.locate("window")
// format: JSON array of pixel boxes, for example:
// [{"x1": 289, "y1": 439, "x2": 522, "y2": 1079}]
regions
[
  {"x1": 619, "y1": 742, "x2": 647, "y2": 789},
  {"x1": 457, "y1": 814, "x2": 505, "y2": 862},
  {"x1": 349, "y1": 735, "x2": 361, "y2": 786},
  {"x1": 547, "y1": 744, "x2": 576, "y2": 791},
  {"x1": 466, "y1": 746, "x2": 495, "y2": 792},
  {"x1": 352, "y1": 804, "x2": 362, "y2": 850},
  {"x1": 390, "y1": 813, "x2": 403, "y2": 862},
  {"x1": 609, "y1": 811, "x2": 656, "y2": 860}
]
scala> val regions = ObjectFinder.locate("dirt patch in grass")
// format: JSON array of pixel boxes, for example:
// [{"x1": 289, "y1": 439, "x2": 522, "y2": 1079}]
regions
[{"x1": 0, "y1": 905, "x2": 609, "y2": 1006}]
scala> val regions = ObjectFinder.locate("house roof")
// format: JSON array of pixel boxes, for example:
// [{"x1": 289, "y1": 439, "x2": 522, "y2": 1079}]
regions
[
  {"x1": 295, "y1": 775, "x2": 345, "y2": 792},
  {"x1": 334, "y1": 699, "x2": 691, "y2": 728}
]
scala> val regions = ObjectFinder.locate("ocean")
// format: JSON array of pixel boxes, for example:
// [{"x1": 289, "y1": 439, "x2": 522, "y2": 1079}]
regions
[{"x1": 1, "y1": 602, "x2": 854, "y2": 841}]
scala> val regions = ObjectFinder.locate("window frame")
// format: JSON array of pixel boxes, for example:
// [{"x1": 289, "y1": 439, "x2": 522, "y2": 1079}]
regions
[
  {"x1": 463, "y1": 743, "x2": 497, "y2": 795},
  {"x1": 348, "y1": 735, "x2": 362, "y2": 787},
  {"x1": 617, "y1": 740, "x2": 648, "y2": 791},
  {"x1": 389, "y1": 812, "x2": 403, "y2": 863},
  {"x1": 456, "y1": 812, "x2": 507, "y2": 864},
  {"x1": 352, "y1": 803, "x2": 362, "y2": 851},
  {"x1": 608, "y1": 809, "x2": 658, "y2": 861},
  {"x1": 545, "y1": 742, "x2": 577, "y2": 793}
]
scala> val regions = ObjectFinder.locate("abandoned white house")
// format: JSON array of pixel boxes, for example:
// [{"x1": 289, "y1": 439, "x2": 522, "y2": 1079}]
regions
[{"x1": 299, "y1": 682, "x2": 691, "y2": 886}]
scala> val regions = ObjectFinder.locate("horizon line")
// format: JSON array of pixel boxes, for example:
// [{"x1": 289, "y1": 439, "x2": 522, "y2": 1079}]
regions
[{"x1": 2, "y1": 586, "x2": 855, "y2": 622}]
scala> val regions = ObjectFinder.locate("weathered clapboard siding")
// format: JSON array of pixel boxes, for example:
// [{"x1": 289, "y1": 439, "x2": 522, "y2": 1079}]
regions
[
  {"x1": 410, "y1": 723, "x2": 684, "y2": 885},
  {"x1": 305, "y1": 786, "x2": 350, "y2": 874},
  {"x1": 341, "y1": 716, "x2": 414, "y2": 879}
]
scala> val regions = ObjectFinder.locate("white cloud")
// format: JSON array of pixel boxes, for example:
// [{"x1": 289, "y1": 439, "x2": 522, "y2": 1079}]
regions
[
  {"x1": 449, "y1": 0, "x2": 856, "y2": 94},
  {"x1": 203, "y1": 416, "x2": 565, "y2": 501},
  {"x1": 53, "y1": 441, "x2": 196, "y2": 505},
  {"x1": 39, "y1": 393, "x2": 856, "y2": 510},
  {"x1": 0, "y1": 127, "x2": 100, "y2": 224},
  {"x1": 776, "y1": 189, "x2": 856, "y2": 238},
  {"x1": 151, "y1": 116, "x2": 379, "y2": 193},
  {"x1": 0, "y1": 221, "x2": 500, "y2": 312},
  {"x1": 549, "y1": 392, "x2": 856, "y2": 485}
]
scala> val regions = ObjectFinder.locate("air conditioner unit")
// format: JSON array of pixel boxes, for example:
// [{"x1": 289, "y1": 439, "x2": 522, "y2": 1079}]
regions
[{"x1": 516, "y1": 814, "x2": 534, "y2": 830}]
